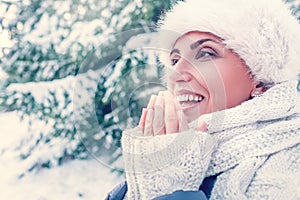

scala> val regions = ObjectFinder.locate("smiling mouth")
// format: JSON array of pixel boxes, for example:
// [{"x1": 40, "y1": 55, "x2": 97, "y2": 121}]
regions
[{"x1": 176, "y1": 94, "x2": 205, "y2": 109}]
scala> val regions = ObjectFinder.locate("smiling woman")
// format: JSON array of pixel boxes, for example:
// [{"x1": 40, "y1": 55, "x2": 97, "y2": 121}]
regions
[
  {"x1": 106, "y1": 0, "x2": 300, "y2": 199},
  {"x1": 168, "y1": 31, "x2": 256, "y2": 123}
]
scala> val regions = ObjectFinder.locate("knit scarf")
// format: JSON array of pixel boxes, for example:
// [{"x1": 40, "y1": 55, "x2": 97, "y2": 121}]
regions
[
  {"x1": 122, "y1": 81, "x2": 300, "y2": 200},
  {"x1": 191, "y1": 80, "x2": 300, "y2": 175}
]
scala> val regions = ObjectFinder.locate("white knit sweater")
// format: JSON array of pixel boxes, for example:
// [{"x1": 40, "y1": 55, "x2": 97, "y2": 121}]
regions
[{"x1": 121, "y1": 81, "x2": 300, "y2": 200}]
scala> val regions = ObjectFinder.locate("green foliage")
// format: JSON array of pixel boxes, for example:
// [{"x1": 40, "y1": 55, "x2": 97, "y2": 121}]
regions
[
  {"x1": 0, "y1": 0, "x2": 175, "y2": 175},
  {"x1": 286, "y1": 0, "x2": 300, "y2": 20}
]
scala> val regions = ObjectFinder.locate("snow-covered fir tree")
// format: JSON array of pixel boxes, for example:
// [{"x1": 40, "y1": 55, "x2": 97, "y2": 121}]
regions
[
  {"x1": 0, "y1": 0, "x2": 299, "y2": 177},
  {"x1": 0, "y1": 0, "x2": 174, "y2": 176}
]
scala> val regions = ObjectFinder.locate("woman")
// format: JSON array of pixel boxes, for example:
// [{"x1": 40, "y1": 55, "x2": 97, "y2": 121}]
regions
[{"x1": 106, "y1": 0, "x2": 300, "y2": 199}]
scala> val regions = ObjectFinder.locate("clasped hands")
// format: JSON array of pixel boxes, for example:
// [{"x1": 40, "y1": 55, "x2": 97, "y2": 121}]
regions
[{"x1": 138, "y1": 91, "x2": 207, "y2": 136}]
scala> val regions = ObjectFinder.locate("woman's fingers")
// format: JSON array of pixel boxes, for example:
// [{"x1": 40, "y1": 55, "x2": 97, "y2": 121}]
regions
[
  {"x1": 141, "y1": 91, "x2": 189, "y2": 135},
  {"x1": 153, "y1": 92, "x2": 165, "y2": 135},
  {"x1": 177, "y1": 110, "x2": 189, "y2": 132},
  {"x1": 144, "y1": 109, "x2": 154, "y2": 136},
  {"x1": 174, "y1": 100, "x2": 189, "y2": 132},
  {"x1": 164, "y1": 91, "x2": 178, "y2": 134},
  {"x1": 143, "y1": 95, "x2": 156, "y2": 135},
  {"x1": 147, "y1": 95, "x2": 157, "y2": 109},
  {"x1": 138, "y1": 108, "x2": 148, "y2": 131}
]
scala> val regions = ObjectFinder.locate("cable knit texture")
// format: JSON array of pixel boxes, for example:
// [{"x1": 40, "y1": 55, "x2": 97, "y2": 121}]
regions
[
  {"x1": 122, "y1": 128, "x2": 216, "y2": 199},
  {"x1": 121, "y1": 81, "x2": 300, "y2": 199}
]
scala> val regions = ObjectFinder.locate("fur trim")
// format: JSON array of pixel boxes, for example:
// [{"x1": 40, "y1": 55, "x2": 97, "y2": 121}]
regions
[{"x1": 157, "y1": 0, "x2": 300, "y2": 84}]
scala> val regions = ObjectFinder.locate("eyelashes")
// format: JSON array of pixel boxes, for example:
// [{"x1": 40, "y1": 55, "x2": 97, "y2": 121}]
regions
[
  {"x1": 170, "y1": 58, "x2": 179, "y2": 66},
  {"x1": 170, "y1": 47, "x2": 218, "y2": 66},
  {"x1": 195, "y1": 48, "x2": 218, "y2": 60}
]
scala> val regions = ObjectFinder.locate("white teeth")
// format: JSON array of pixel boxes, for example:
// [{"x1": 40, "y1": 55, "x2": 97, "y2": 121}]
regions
[
  {"x1": 185, "y1": 95, "x2": 189, "y2": 101},
  {"x1": 176, "y1": 94, "x2": 204, "y2": 102}
]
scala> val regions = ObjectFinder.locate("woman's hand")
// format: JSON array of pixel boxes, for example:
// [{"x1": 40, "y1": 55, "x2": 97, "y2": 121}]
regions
[{"x1": 138, "y1": 91, "x2": 189, "y2": 136}]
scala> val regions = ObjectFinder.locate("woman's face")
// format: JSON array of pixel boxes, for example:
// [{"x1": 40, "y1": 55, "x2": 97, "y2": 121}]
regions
[{"x1": 168, "y1": 31, "x2": 256, "y2": 122}]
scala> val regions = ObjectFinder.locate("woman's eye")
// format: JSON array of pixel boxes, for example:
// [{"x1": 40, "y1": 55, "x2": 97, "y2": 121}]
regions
[
  {"x1": 170, "y1": 58, "x2": 179, "y2": 66},
  {"x1": 195, "y1": 48, "x2": 217, "y2": 60}
]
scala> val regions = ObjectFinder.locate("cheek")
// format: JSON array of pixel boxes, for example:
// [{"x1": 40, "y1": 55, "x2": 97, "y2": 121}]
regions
[
  {"x1": 217, "y1": 62, "x2": 254, "y2": 106},
  {"x1": 192, "y1": 62, "x2": 229, "y2": 110},
  {"x1": 163, "y1": 67, "x2": 175, "y2": 90},
  {"x1": 191, "y1": 61, "x2": 222, "y2": 89},
  {"x1": 193, "y1": 59, "x2": 253, "y2": 110}
]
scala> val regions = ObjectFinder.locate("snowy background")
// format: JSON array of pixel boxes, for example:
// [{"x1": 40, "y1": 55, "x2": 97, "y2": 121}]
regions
[
  {"x1": 0, "y1": 0, "x2": 170, "y2": 199},
  {"x1": 0, "y1": 112, "x2": 123, "y2": 200}
]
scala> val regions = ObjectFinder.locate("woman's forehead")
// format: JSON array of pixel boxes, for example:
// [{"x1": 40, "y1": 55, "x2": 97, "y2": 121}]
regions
[
  {"x1": 176, "y1": 31, "x2": 221, "y2": 44},
  {"x1": 172, "y1": 31, "x2": 223, "y2": 50}
]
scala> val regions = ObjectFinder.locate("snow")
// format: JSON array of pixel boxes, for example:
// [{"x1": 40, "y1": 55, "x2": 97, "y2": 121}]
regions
[
  {"x1": 0, "y1": 159, "x2": 123, "y2": 200},
  {"x1": 0, "y1": 66, "x2": 8, "y2": 80},
  {"x1": 0, "y1": 30, "x2": 14, "y2": 48},
  {"x1": 7, "y1": 74, "x2": 75, "y2": 103},
  {"x1": 0, "y1": 112, "x2": 123, "y2": 200}
]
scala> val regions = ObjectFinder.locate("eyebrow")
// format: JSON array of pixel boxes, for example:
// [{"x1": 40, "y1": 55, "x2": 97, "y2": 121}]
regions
[
  {"x1": 190, "y1": 38, "x2": 219, "y2": 50},
  {"x1": 170, "y1": 38, "x2": 219, "y2": 56},
  {"x1": 170, "y1": 48, "x2": 180, "y2": 56}
]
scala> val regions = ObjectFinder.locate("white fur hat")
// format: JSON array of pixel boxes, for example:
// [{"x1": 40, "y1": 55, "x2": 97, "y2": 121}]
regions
[{"x1": 157, "y1": 0, "x2": 300, "y2": 84}]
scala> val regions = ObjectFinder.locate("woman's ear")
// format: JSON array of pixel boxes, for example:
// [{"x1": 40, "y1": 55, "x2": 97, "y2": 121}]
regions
[{"x1": 250, "y1": 82, "x2": 265, "y2": 98}]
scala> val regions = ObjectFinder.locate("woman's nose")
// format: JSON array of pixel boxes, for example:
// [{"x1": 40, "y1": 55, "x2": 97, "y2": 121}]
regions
[{"x1": 169, "y1": 59, "x2": 193, "y2": 82}]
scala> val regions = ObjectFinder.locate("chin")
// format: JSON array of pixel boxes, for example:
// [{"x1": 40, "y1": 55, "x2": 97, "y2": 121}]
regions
[{"x1": 183, "y1": 109, "x2": 201, "y2": 123}]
